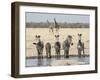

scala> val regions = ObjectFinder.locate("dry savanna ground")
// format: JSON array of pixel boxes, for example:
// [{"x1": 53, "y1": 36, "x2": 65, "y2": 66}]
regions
[{"x1": 26, "y1": 28, "x2": 89, "y2": 57}]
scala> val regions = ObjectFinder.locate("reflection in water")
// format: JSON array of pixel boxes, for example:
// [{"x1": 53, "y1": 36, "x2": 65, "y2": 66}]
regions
[
  {"x1": 77, "y1": 57, "x2": 89, "y2": 64},
  {"x1": 26, "y1": 56, "x2": 89, "y2": 67},
  {"x1": 38, "y1": 59, "x2": 43, "y2": 66}
]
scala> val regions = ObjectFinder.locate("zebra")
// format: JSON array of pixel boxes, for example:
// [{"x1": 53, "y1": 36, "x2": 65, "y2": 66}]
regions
[
  {"x1": 77, "y1": 34, "x2": 85, "y2": 57},
  {"x1": 45, "y1": 42, "x2": 52, "y2": 58},
  {"x1": 54, "y1": 35, "x2": 61, "y2": 58},
  {"x1": 63, "y1": 35, "x2": 73, "y2": 58},
  {"x1": 33, "y1": 35, "x2": 44, "y2": 59}
]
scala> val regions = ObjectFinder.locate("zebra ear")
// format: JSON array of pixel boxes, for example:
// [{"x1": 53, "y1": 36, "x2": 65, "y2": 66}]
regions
[
  {"x1": 78, "y1": 33, "x2": 82, "y2": 36},
  {"x1": 35, "y1": 35, "x2": 37, "y2": 38},
  {"x1": 55, "y1": 35, "x2": 57, "y2": 37},
  {"x1": 57, "y1": 35, "x2": 59, "y2": 37},
  {"x1": 68, "y1": 35, "x2": 72, "y2": 38},
  {"x1": 71, "y1": 43, "x2": 73, "y2": 45},
  {"x1": 35, "y1": 35, "x2": 40, "y2": 38},
  {"x1": 38, "y1": 35, "x2": 40, "y2": 38},
  {"x1": 78, "y1": 33, "x2": 79, "y2": 36},
  {"x1": 55, "y1": 35, "x2": 59, "y2": 37}
]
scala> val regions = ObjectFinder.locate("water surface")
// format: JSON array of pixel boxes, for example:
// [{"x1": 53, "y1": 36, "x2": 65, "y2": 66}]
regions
[{"x1": 26, "y1": 56, "x2": 89, "y2": 67}]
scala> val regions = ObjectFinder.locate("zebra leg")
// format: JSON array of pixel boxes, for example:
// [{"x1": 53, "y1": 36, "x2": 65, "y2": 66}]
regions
[
  {"x1": 49, "y1": 50, "x2": 51, "y2": 58},
  {"x1": 64, "y1": 50, "x2": 66, "y2": 58},
  {"x1": 46, "y1": 51, "x2": 48, "y2": 58},
  {"x1": 56, "y1": 51, "x2": 58, "y2": 59},
  {"x1": 37, "y1": 50, "x2": 40, "y2": 59},
  {"x1": 78, "y1": 49, "x2": 81, "y2": 57},
  {"x1": 66, "y1": 50, "x2": 69, "y2": 58},
  {"x1": 83, "y1": 44, "x2": 85, "y2": 57},
  {"x1": 46, "y1": 48, "x2": 49, "y2": 58},
  {"x1": 56, "y1": 50, "x2": 59, "y2": 59},
  {"x1": 56, "y1": 49, "x2": 58, "y2": 58},
  {"x1": 41, "y1": 49, "x2": 43, "y2": 59},
  {"x1": 58, "y1": 49, "x2": 60, "y2": 58},
  {"x1": 39, "y1": 49, "x2": 43, "y2": 59},
  {"x1": 57, "y1": 50, "x2": 59, "y2": 59}
]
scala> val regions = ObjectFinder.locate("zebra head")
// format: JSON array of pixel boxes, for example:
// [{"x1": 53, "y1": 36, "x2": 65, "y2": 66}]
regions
[
  {"x1": 78, "y1": 33, "x2": 82, "y2": 41},
  {"x1": 67, "y1": 35, "x2": 73, "y2": 45},
  {"x1": 55, "y1": 35, "x2": 60, "y2": 42},
  {"x1": 35, "y1": 35, "x2": 41, "y2": 42}
]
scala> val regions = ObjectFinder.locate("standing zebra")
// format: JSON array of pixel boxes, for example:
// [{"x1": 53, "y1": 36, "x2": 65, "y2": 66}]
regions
[
  {"x1": 63, "y1": 35, "x2": 73, "y2": 58},
  {"x1": 33, "y1": 35, "x2": 44, "y2": 59},
  {"x1": 77, "y1": 34, "x2": 85, "y2": 57},
  {"x1": 45, "y1": 42, "x2": 51, "y2": 58},
  {"x1": 54, "y1": 35, "x2": 61, "y2": 58}
]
